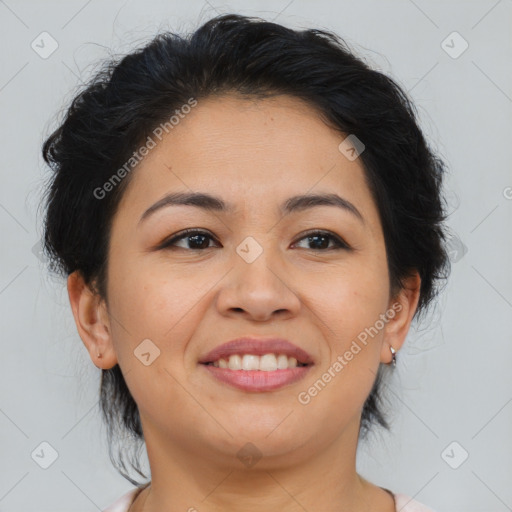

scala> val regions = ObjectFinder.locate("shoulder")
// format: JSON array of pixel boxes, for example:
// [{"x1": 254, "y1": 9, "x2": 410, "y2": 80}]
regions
[
  {"x1": 393, "y1": 492, "x2": 438, "y2": 512},
  {"x1": 102, "y1": 487, "x2": 141, "y2": 512}
]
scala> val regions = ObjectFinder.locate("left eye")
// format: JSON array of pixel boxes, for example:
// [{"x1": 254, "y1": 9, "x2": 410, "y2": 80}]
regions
[
  {"x1": 292, "y1": 231, "x2": 350, "y2": 251},
  {"x1": 160, "y1": 229, "x2": 350, "y2": 251}
]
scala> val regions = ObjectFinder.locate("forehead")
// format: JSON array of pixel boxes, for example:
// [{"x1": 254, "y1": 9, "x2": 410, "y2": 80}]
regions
[{"x1": 117, "y1": 94, "x2": 379, "y2": 231}]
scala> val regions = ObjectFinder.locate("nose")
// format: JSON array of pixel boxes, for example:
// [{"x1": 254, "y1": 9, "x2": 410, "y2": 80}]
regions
[{"x1": 215, "y1": 246, "x2": 302, "y2": 323}]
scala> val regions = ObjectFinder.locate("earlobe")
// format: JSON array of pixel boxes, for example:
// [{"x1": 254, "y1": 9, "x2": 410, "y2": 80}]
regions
[
  {"x1": 66, "y1": 271, "x2": 118, "y2": 369},
  {"x1": 381, "y1": 272, "x2": 421, "y2": 364}
]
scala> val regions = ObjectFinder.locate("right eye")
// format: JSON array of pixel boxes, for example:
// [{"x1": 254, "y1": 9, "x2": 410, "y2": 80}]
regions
[{"x1": 159, "y1": 229, "x2": 220, "y2": 251}]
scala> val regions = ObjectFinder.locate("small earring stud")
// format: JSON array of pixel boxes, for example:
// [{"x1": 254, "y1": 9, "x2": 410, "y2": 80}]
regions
[{"x1": 389, "y1": 346, "x2": 396, "y2": 367}]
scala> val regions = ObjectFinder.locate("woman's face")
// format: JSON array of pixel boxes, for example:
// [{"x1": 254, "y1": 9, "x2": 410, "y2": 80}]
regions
[{"x1": 75, "y1": 94, "x2": 419, "y2": 469}]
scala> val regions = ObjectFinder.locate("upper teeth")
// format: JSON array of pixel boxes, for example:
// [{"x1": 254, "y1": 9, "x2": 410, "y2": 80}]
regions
[{"x1": 211, "y1": 354, "x2": 302, "y2": 371}]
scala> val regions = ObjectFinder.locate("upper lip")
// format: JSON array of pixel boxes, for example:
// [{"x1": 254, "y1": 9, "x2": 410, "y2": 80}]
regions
[{"x1": 198, "y1": 337, "x2": 314, "y2": 365}]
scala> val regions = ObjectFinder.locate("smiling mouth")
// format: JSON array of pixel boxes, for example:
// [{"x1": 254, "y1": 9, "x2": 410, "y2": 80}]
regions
[
  {"x1": 200, "y1": 353, "x2": 310, "y2": 371},
  {"x1": 200, "y1": 354, "x2": 312, "y2": 392}
]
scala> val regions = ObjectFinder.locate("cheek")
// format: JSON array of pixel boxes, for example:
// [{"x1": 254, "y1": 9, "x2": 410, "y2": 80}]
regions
[
  {"x1": 109, "y1": 258, "x2": 184, "y2": 329},
  {"x1": 107, "y1": 264, "x2": 205, "y2": 416},
  {"x1": 311, "y1": 265, "x2": 389, "y2": 413},
  {"x1": 108, "y1": 261, "x2": 212, "y2": 367},
  {"x1": 311, "y1": 261, "x2": 389, "y2": 343}
]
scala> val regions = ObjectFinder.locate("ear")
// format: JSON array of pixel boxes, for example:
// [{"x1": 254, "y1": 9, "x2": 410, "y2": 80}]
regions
[
  {"x1": 67, "y1": 271, "x2": 118, "y2": 369},
  {"x1": 381, "y1": 271, "x2": 421, "y2": 364}
]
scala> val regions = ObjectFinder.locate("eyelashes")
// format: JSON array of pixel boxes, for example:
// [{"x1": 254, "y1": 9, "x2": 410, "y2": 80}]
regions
[
  {"x1": 158, "y1": 228, "x2": 351, "y2": 252},
  {"x1": 293, "y1": 230, "x2": 350, "y2": 251},
  {"x1": 160, "y1": 229, "x2": 215, "y2": 250}
]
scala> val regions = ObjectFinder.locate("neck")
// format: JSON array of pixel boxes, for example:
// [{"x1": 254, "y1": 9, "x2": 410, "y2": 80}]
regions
[{"x1": 129, "y1": 414, "x2": 394, "y2": 512}]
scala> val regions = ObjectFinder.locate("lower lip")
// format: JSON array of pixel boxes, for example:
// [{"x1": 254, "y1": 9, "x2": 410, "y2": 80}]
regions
[{"x1": 200, "y1": 364, "x2": 312, "y2": 392}]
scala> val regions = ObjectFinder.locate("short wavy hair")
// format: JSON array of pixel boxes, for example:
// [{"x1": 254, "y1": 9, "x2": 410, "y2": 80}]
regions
[{"x1": 41, "y1": 13, "x2": 451, "y2": 485}]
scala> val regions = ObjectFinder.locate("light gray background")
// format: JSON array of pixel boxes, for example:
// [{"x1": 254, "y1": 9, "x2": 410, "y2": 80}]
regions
[{"x1": 1, "y1": 1, "x2": 511, "y2": 511}]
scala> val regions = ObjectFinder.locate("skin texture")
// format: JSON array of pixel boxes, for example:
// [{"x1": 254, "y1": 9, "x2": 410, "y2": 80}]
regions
[{"x1": 67, "y1": 94, "x2": 420, "y2": 512}]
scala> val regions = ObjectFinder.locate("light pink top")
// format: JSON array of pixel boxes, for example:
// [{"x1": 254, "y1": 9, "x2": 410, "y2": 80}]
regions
[{"x1": 103, "y1": 486, "x2": 437, "y2": 511}]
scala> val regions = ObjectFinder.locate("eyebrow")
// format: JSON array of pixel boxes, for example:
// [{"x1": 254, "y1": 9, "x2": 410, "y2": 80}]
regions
[{"x1": 138, "y1": 191, "x2": 365, "y2": 225}]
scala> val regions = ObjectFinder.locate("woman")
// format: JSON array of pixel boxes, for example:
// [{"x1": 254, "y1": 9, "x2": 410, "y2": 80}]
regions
[{"x1": 41, "y1": 13, "x2": 450, "y2": 512}]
